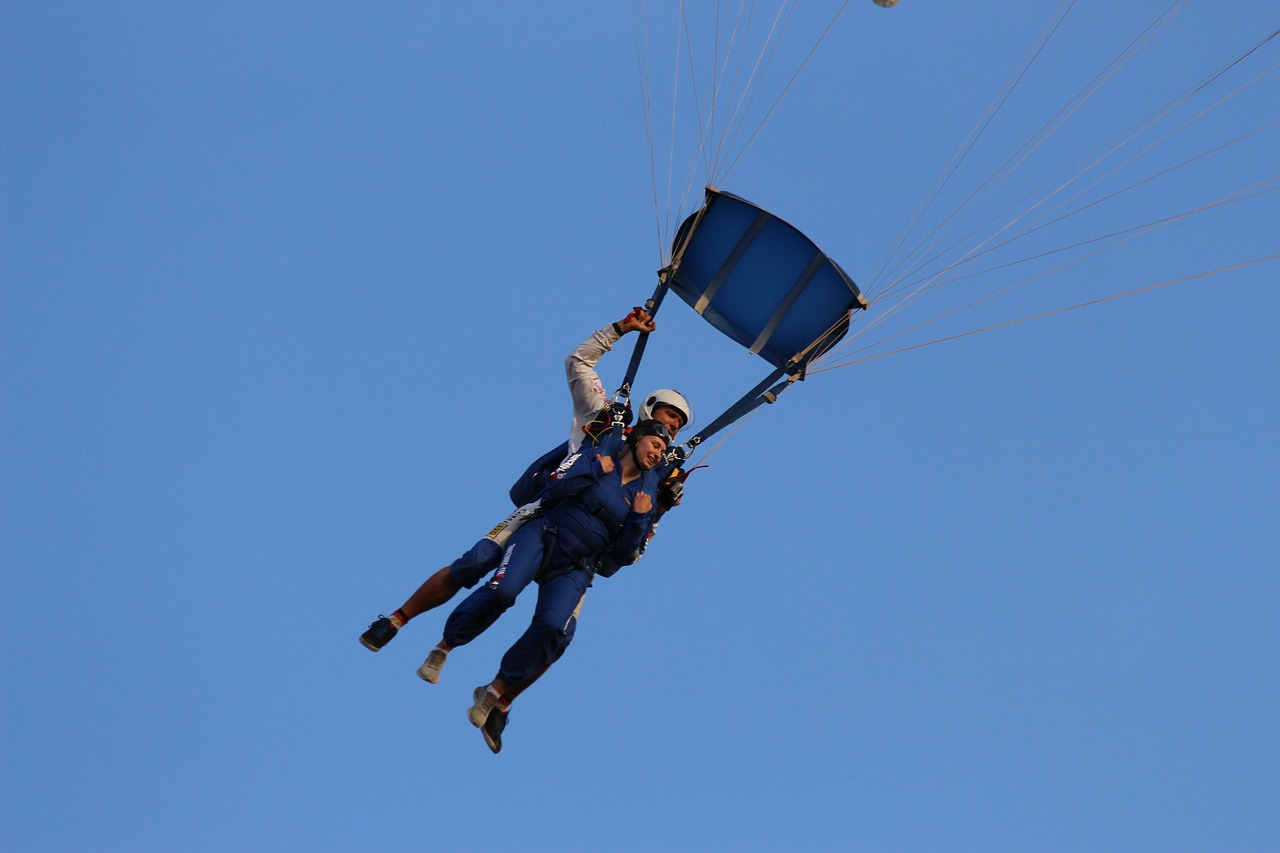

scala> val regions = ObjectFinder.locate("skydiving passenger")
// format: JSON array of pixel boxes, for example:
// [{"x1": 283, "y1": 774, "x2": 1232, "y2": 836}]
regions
[
  {"x1": 440, "y1": 419, "x2": 671, "y2": 741},
  {"x1": 442, "y1": 391, "x2": 688, "y2": 753}
]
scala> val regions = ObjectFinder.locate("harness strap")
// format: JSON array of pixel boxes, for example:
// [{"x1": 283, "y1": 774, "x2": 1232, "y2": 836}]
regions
[
  {"x1": 537, "y1": 525, "x2": 560, "y2": 575},
  {"x1": 672, "y1": 366, "x2": 796, "y2": 461},
  {"x1": 589, "y1": 500, "x2": 625, "y2": 538},
  {"x1": 536, "y1": 524, "x2": 596, "y2": 583}
]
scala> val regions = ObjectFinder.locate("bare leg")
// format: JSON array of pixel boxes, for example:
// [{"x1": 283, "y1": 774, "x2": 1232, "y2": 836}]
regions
[
  {"x1": 361, "y1": 566, "x2": 469, "y2": 654},
  {"x1": 398, "y1": 566, "x2": 462, "y2": 621},
  {"x1": 497, "y1": 667, "x2": 540, "y2": 705}
]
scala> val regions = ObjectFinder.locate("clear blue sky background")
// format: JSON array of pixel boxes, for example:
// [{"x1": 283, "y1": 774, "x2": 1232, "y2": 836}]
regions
[{"x1": 4, "y1": 3, "x2": 1278, "y2": 851}]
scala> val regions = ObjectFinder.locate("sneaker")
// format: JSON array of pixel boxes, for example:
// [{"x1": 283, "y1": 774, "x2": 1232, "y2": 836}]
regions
[
  {"x1": 481, "y1": 707, "x2": 508, "y2": 754},
  {"x1": 417, "y1": 648, "x2": 447, "y2": 683},
  {"x1": 468, "y1": 685, "x2": 498, "y2": 728},
  {"x1": 359, "y1": 616, "x2": 398, "y2": 652}
]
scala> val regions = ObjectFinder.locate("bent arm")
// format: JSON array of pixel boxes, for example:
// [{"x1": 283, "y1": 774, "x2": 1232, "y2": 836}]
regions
[
  {"x1": 563, "y1": 308, "x2": 655, "y2": 450},
  {"x1": 609, "y1": 504, "x2": 657, "y2": 568},
  {"x1": 542, "y1": 449, "x2": 610, "y2": 506},
  {"x1": 564, "y1": 325, "x2": 621, "y2": 446}
]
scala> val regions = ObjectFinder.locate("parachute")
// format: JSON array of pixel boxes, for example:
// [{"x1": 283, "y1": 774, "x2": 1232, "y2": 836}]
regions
[
  {"x1": 614, "y1": 187, "x2": 868, "y2": 460},
  {"x1": 671, "y1": 189, "x2": 867, "y2": 371},
  {"x1": 621, "y1": 2, "x2": 1278, "y2": 461}
]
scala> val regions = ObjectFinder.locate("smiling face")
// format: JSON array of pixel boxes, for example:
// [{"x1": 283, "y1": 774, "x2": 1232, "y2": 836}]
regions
[
  {"x1": 650, "y1": 404, "x2": 685, "y2": 438},
  {"x1": 633, "y1": 434, "x2": 669, "y2": 470}
]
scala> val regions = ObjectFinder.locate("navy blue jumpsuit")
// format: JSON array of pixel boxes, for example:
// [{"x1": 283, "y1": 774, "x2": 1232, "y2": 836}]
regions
[{"x1": 441, "y1": 434, "x2": 660, "y2": 687}]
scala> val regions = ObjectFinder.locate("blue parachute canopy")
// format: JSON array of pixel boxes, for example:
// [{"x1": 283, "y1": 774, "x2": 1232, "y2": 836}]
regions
[{"x1": 670, "y1": 188, "x2": 865, "y2": 374}]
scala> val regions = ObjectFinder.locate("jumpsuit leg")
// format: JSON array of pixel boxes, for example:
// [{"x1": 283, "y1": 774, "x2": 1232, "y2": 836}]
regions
[
  {"x1": 496, "y1": 568, "x2": 592, "y2": 689},
  {"x1": 446, "y1": 500, "x2": 544, "y2": 589},
  {"x1": 441, "y1": 521, "x2": 545, "y2": 649},
  {"x1": 498, "y1": 589, "x2": 588, "y2": 704},
  {"x1": 445, "y1": 538, "x2": 504, "y2": 589}
]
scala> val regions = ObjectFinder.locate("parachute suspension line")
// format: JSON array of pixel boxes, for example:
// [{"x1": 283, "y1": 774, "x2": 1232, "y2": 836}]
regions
[
  {"x1": 700, "y1": 0, "x2": 758, "y2": 184},
  {"x1": 642, "y1": 2, "x2": 855, "y2": 258},
  {"x1": 864, "y1": 56, "x2": 1280, "y2": 320},
  {"x1": 1043, "y1": 58, "x2": 1280, "y2": 222},
  {"x1": 634, "y1": 1, "x2": 666, "y2": 264},
  {"x1": 709, "y1": 0, "x2": 796, "y2": 183},
  {"x1": 668, "y1": 193, "x2": 714, "y2": 278},
  {"x1": 865, "y1": 0, "x2": 1081, "y2": 296},
  {"x1": 825, "y1": 208, "x2": 1230, "y2": 368},
  {"x1": 871, "y1": 59, "x2": 1278, "y2": 308},
  {"x1": 828, "y1": 169, "x2": 1280, "y2": 366},
  {"x1": 670, "y1": 0, "x2": 798, "y2": 234},
  {"x1": 705, "y1": 0, "x2": 761, "y2": 179},
  {"x1": 869, "y1": 1, "x2": 1185, "y2": 303},
  {"x1": 868, "y1": 108, "x2": 1280, "y2": 324},
  {"x1": 809, "y1": 254, "x2": 1280, "y2": 375},
  {"x1": 948, "y1": 40, "x2": 1280, "y2": 303},
  {"x1": 1185, "y1": 26, "x2": 1280, "y2": 99},
  {"x1": 819, "y1": 175, "x2": 1280, "y2": 369},
  {"x1": 650, "y1": 0, "x2": 732, "y2": 261},
  {"x1": 986, "y1": 115, "x2": 1280, "y2": 279},
  {"x1": 673, "y1": 0, "x2": 746, "y2": 249},
  {"x1": 610, "y1": 192, "x2": 715, "y2": 425},
  {"x1": 884, "y1": 8, "x2": 1278, "y2": 311},
  {"x1": 868, "y1": 0, "x2": 1188, "y2": 303},
  {"x1": 665, "y1": 2, "x2": 693, "y2": 260},
  {"x1": 667, "y1": 0, "x2": 852, "y2": 206},
  {"x1": 632, "y1": 1, "x2": 706, "y2": 266},
  {"x1": 876, "y1": 176, "x2": 1280, "y2": 343},
  {"x1": 671, "y1": 3, "x2": 709, "y2": 253},
  {"x1": 846, "y1": 4, "x2": 1279, "y2": 371},
  {"x1": 718, "y1": 0, "x2": 853, "y2": 185}
]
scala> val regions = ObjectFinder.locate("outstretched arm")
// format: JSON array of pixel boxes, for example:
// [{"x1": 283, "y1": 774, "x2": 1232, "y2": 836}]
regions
[{"x1": 563, "y1": 307, "x2": 656, "y2": 447}]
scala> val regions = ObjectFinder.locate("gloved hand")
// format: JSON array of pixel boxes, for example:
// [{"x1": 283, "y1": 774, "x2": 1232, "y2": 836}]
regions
[{"x1": 657, "y1": 477, "x2": 683, "y2": 511}]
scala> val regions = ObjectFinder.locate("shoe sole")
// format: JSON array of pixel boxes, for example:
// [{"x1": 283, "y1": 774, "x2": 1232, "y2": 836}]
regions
[
  {"x1": 481, "y1": 723, "x2": 502, "y2": 754},
  {"x1": 359, "y1": 637, "x2": 383, "y2": 652}
]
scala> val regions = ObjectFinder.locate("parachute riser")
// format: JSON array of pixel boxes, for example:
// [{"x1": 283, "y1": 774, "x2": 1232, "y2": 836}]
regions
[
  {"x1": 611, "y1": 193, "x2": 712, "y2": 426},
  {"x1": 667, "y1": 364, "x2": 803, "y2": 464},
  {"x1": 611, "y1": 268, "x2": 676, "y2": 437}
]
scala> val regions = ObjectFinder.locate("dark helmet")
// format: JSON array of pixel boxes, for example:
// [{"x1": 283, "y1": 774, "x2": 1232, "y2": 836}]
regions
[{"x1": 627, "y1": 418, "x2": 672, "y2": 449}]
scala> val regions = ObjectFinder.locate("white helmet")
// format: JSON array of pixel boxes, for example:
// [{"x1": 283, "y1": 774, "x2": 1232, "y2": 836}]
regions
[{"x1": 639, "y1": 389, "x2": 693, "y2": 429}]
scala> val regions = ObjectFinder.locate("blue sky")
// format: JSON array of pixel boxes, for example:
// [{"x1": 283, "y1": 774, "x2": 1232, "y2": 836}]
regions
[{"x1": 4, "y1": 3, "x2": 1278, "y2": 851}]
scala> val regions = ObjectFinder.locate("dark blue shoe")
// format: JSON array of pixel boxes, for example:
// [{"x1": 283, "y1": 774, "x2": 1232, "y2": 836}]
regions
[
  {"x1": 482, "y1": 708, "x2": 508, "y2": 754},
  {"x1": 359, "y1": 616, "x2": 398, "y2": 652}
]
